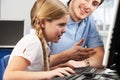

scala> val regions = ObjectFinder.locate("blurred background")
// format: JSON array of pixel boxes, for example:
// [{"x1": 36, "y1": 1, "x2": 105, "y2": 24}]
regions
[{"x1": 0, "y1": 0, "x2": 115, "y2": 47}]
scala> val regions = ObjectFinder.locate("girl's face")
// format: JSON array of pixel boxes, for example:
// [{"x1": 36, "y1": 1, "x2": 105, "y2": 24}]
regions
[
  {"x1": 69, "y1": 0, "x2": 101, "y2": 21},
  {"x1": 42, "y1": 15, "x2": 69, "y2": 43}
]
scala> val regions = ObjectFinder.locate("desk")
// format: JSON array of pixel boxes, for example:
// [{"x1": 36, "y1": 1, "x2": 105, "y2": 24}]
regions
[{"x1": 93, "y1": 68, "x2": 119, "y2": 80}]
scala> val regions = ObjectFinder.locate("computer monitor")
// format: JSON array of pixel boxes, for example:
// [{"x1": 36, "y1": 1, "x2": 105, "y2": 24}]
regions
[
  {"x1": 103, "y1": 0, "x2": 120, "y2": 76},
  {"x1": 0, "y1": 20, "x2": 24, "y2": 48}
]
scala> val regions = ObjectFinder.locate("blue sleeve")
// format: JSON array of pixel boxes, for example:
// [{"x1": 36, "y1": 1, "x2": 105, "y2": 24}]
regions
[{"x1": 87, "y1": 16, "x2": 104, "y2": 48}]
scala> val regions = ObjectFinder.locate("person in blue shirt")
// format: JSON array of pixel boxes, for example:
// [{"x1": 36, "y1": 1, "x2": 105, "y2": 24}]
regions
[{"x1": 50, "y1": 0, "x2": 104, "y2": 68}]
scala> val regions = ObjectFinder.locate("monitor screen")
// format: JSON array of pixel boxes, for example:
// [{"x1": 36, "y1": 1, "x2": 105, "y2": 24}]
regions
[
  {"x1": 103, "y1": 0, "x2": 120, "y2": 76},
  {"x1": 0, "y1": 20, "x2": 24, "y2": 48}
]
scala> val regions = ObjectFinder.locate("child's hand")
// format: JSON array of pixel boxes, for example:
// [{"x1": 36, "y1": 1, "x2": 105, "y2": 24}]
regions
[{"x1": 47, "y1": 67, "x2": 76, "y2": 79}]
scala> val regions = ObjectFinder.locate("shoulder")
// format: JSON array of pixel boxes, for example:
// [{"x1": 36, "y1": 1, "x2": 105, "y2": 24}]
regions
[
  {"x1": 84, "y1": 15, "x2": 95, "y2": 23},
  {"x1": 16, "y1": 33, "x2": 41, "y2": 49}
]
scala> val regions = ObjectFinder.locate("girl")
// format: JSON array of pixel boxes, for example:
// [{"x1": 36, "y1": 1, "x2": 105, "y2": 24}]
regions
[{"x1": 3, "y1": 0, "x2": 75, "y2": 80}]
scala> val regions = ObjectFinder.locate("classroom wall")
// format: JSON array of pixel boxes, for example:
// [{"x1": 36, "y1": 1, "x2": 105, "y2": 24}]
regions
[
  {"x1": 0, "y1": 0, "x2": 36, "y2": 35},
  {"x1": 0, "y1": 0, "x2": 68, "y2": 35},
  {"x1": 0, "y1": 0, "x2": 1, "y2": 19}
]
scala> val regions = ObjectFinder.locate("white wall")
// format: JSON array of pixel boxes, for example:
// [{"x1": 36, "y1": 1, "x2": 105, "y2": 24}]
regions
[
  {"x1": 0, "y1": 0, "x2": 69, "y2": 35},
  {"x1": 0, "y1": 0, "x2": 1, "y2": 19},
  {"x1": 59, "y1": 0, "x2": 69, "y2": 5},
  {"x1": 1, "y1": 0, "x2": 36, "y2": 35}
]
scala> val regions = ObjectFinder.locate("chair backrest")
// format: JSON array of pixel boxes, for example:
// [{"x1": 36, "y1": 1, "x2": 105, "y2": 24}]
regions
[{"x1": 0, "y1": 55, "x2": 10, "y2": 80}]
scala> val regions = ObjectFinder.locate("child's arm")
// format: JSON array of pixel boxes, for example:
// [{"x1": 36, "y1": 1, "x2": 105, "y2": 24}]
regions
[{"x1": 3, "y1": 56, "x2": 75, "y2": 80}]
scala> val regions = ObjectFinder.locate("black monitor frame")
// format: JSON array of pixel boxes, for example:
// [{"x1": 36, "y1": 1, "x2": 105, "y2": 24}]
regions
[
  {"x1": 103, "y1": 0, "x2": 120, "y2": 75},
  {"x1": 0, "y1": 20, "x2": 24, "y2": 48}
]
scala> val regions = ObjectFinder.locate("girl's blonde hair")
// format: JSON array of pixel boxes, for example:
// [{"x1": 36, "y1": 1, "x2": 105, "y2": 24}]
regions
[{"x1": 30, "y1": 0, "x2": 69, "y2": 71}]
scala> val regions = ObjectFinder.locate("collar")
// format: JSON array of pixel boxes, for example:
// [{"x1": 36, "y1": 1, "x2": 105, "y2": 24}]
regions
[{"x1": 67, "y1": 17, "x2": 81, "y2": 25}]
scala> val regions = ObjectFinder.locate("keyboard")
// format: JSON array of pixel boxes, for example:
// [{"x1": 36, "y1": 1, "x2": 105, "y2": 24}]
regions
[{"x1": 52, "y1": 66, "x2": 97, "y2": 80}]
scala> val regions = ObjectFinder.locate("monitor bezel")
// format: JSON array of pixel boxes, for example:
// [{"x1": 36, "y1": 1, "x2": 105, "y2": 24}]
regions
[
  {"x1": 0, "y1": 20, "x2": 25, "y2": 48},
  {"x1": 103, "y1": 0, "x2": 120, "y2": 67}
]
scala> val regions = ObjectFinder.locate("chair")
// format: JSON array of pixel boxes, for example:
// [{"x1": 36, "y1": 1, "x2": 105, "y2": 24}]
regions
[{"x1": 0, "y1": 55, "x2": 10, "y2": 80}]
